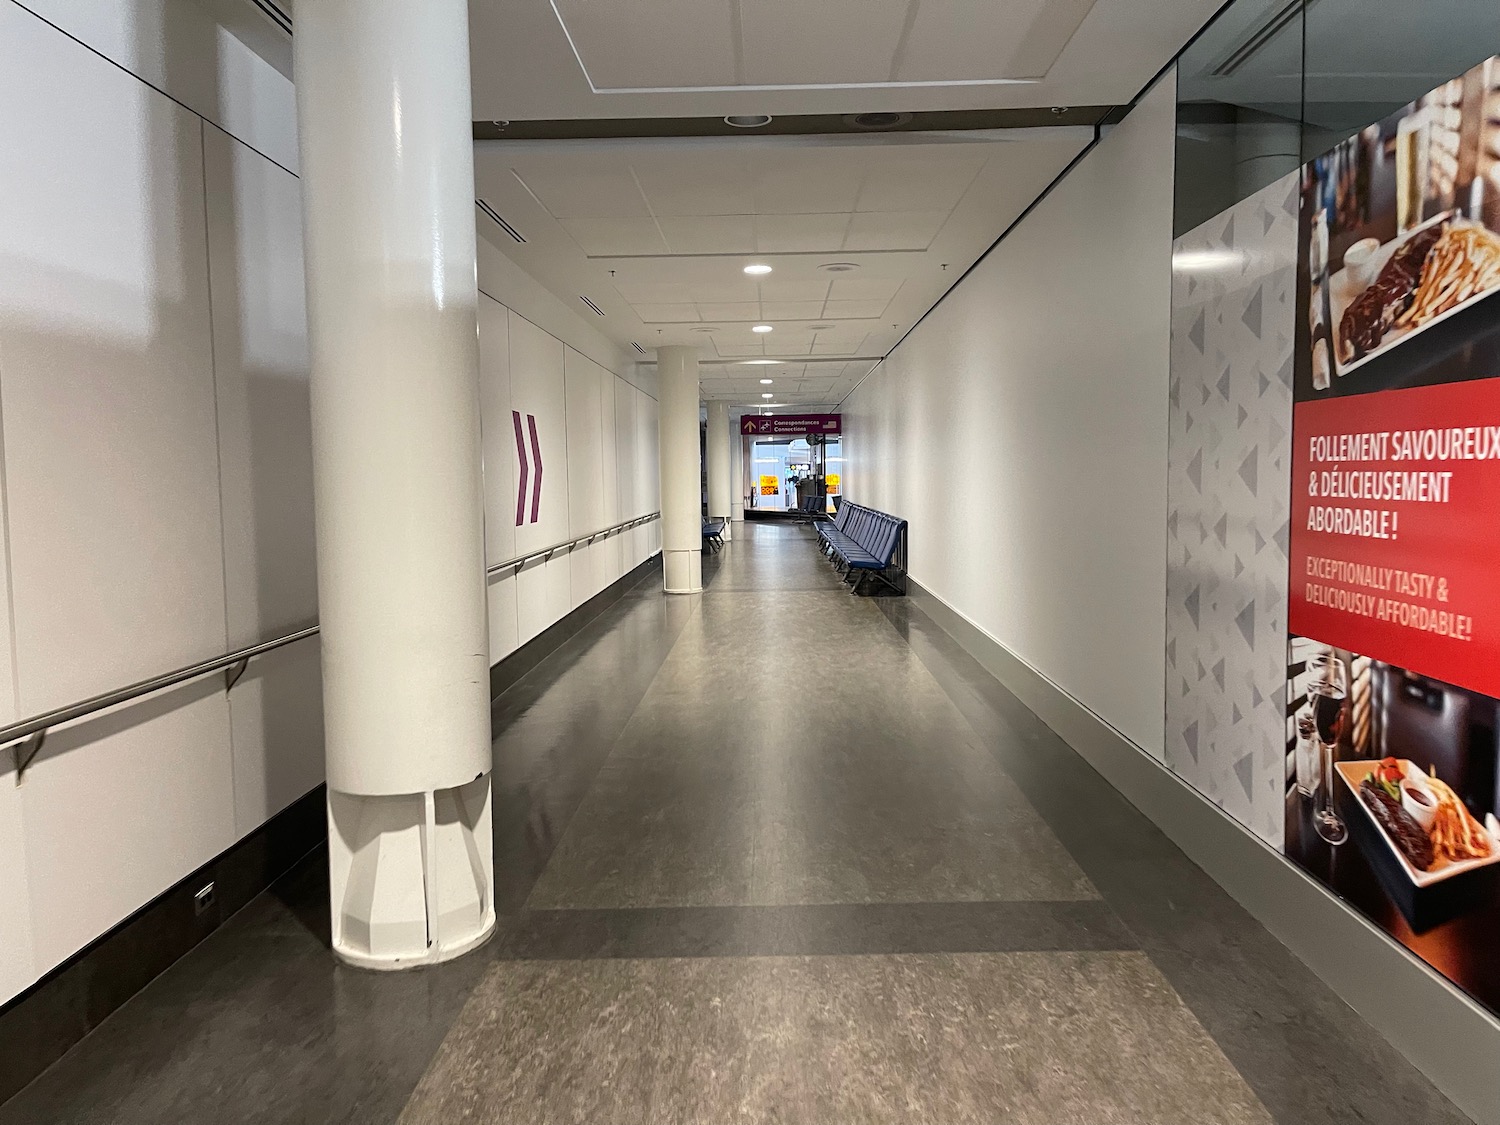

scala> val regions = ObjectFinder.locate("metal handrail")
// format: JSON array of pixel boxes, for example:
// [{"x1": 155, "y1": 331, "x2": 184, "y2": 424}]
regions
[
  {"x1": 5, "y1": 510, "x2": 661, "y2": 782},
  {"x1": 486, "y1": 511, "x2": 660, "y2": 577}
]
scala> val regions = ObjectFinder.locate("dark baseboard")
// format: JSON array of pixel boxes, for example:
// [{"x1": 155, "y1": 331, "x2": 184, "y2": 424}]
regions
[
  {"x1": 489, "y1": 553, "x2": 662, "y2": 698},
  {"x1": 0, "y1": 784, "x2": 327, "y2": 1104}
]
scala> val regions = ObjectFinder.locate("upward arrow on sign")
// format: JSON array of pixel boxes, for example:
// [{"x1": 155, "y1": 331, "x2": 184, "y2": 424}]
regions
[{"x1": 742, "y1": 418, "x2": 756, "y2": 433}]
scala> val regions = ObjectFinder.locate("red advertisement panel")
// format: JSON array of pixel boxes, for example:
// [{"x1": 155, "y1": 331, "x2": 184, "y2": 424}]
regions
[{"x1": 1289, "y1": 377, "x2": 1500, "y2": 698}]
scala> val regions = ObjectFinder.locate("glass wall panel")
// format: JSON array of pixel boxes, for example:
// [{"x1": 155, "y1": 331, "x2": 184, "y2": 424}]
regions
[
  {"x1": 1302, "y1": 0, "x2": 1500, "y2": 160},
  {"x1": 1175, "y1": 0, "x2": 1500, "y2": 235},
  {"x1": 1175, "y1": 0, "x2": 1305, "y2": 235}
]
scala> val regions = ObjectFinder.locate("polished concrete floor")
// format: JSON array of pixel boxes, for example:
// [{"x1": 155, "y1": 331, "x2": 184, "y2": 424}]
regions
[{"x1": 0, "y1": 521, "x2": 1474, "y2": 1124}]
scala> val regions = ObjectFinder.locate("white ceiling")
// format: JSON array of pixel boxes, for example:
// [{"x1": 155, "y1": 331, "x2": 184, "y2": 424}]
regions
[
  {"x1": 475, "y1": 129, "x2": 1090, "y2": 407},
  {"x1": 547, "y1": 0, "x2": 1098, "y2": 93},
  {"x1": 467, "y1": 0, "x2": 1225, "y2": 120}
]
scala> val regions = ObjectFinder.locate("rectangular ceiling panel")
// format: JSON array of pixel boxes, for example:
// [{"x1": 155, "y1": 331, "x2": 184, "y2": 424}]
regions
[
  {"x1": 657, "y1": 215, "x2": 756, "y2": 254},
  {"x1": 739, "y1": 0, "x2": 910, "y2": 86},
  {"x1": 854, "y1": 158, "x2": 987, "y2": 212},
  {"x1": 630, "y1": 303, "x2": 701, "y2": 322},
  {"x1": 760, "y1": 301, "x2": 826, "y2": 320},
  {"x1": 549, "y1": 0, "x2": 737, "y2": 91},
  {"x1": 897, "y1": 0, "x2": 1099, "y2": 83},
  {"x1": 559, "y1": 217, "x2": 669, "y2": 257},
  {"x1": 511, "y1": 166, "x2": 651, "y2": 219},
  {"x1": 632, "y1": 159, "x2": 756, "y2": 216},
  {"x1": 842, "y1": 210, "x2": 949, "y2": 251},
  {"x1": 753, "y1": 213, "x2": 851, "y2": 253}
]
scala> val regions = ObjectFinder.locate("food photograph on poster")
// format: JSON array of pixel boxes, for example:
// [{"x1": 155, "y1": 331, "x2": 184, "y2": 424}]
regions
[{"x1": 1288, "y1": 54, "x2": 1500, "y2": 1015}]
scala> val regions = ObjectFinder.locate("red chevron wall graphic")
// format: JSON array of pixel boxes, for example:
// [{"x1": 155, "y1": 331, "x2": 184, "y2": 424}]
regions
[{"x1": 512, "y1": 410, "x2": 544, "y2": 526}]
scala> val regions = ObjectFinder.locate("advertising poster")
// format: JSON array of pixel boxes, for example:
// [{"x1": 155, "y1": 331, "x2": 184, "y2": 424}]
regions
[{"x1": 1288, "y1": 55, "x2": 1500, "y2": 1014}]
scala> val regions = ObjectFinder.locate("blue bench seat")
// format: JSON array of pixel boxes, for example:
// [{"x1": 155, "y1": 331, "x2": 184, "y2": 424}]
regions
[{"x1": 815, "y1": 501, "x2": 906, "y2": 593}]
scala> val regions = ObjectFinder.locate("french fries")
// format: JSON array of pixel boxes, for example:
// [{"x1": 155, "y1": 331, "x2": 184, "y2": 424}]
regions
[
  {"x1": 1396, "y1": 221, "x2": 1500, "y2": 330},
  {"x1": 1426, "y1": 773, "x2": 1493, "y2": 863}
]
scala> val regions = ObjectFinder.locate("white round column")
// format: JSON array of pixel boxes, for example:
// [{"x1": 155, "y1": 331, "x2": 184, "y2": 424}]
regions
[
  {"x1": 294, "y1": 0, "x2": 494, "y2": 969},
  {"x1": 657, "y1": 346, "x2": 703, "y2": 593},
  {"x1": 705, "y1": 399, "x2": 732, "y2": 542},
  {"x1": 730, "y1": 425, "x2": 745, "y2": 526}
]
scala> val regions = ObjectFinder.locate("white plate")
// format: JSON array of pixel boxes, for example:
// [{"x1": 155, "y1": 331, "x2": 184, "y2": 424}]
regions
[
  {"x1": 1337, "y1": 759, "x2": 1500, "y2": 887},
  {"x1": 1326, "y1": 212, "x2": 1500, "y2": 378}
]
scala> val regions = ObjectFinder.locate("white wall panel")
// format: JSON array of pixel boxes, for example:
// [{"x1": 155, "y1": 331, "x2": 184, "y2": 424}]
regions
[
  {"x1": 479, "y1": 294, "x2": 520, "y2": 659},
  {"x1": 488, "y1": 573, "x2": 520, "y2": 662},
  {"x1": 23, "y1": 685, "x2": 235, "y2": 975},
  {"x1": 202, "y1": 124, "x2": 322, "y2": 833},
  {"x1": 0, "y1": 6, "x2": 237, "y2": 983},
  {"x1": 596, "y1": 369, "x2": 623, "y2": 584},
  {"x1": 508, "y1": 313, "x2": 572, "y2": 633},
  {"x1": 0, "y1": 775, "x2": 34, "y2": 1002},
  {"x1": 565, "y1": 348, "x2": 607, "y2": 606},
  {"x1": 508, "y1": 312, "x2": 570, "y2": 551},
  {"x1": 224, "y1": 643, "x2": 323, "y2": 835},
  {"x1": 517, "y1": 556, "x2": 572, "y2": 644},
  {"x1": 20, "y1": 0, "x2": 299, "y2": 172},
  {"x1": 844, "y1": 78, "x2": 1175, "y2": 757},
  {"x1": 0, "y1": 11, "x2": 229, "y2": 712}
]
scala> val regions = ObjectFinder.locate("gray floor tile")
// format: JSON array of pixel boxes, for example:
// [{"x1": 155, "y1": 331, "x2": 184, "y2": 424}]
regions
[{"x1": 399, "y1": 951, "x2": 1274, "y2": 1125}]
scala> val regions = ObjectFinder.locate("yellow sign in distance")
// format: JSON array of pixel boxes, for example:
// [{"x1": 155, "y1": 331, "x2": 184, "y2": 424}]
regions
[{"x1": 826, "y1": 473, "x2": 840, "y2": 493}]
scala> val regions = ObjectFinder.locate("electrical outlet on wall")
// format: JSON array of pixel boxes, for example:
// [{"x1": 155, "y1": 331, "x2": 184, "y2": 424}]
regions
[{"x1": 193, "y1": 882, "x2": 216, "y2": 918}]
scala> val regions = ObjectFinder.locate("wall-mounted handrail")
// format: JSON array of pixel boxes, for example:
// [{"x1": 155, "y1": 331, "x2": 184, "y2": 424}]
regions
[
  {"x1": 4, "y1": 511, "x2": 662, "y2": 783},
  {"x1": 486, "y1": 511, "x2": 660, "y2": 577},
  {"x1": 4, "y1": 625, "x2": 320, "y2": 783}
]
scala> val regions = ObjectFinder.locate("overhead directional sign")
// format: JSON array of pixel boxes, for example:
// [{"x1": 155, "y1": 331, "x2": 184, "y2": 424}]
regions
[{"x1": 741, "y1": 413, "x2": 841, "y2": 437}]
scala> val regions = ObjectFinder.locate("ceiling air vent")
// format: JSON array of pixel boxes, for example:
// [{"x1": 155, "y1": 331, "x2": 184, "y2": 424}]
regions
[
  {"x1": 476, "y1": 200, "x2": 525, "y2": 243},
  {"x1": 250, "y1": 0, "x2": 291, "y2": 34},
  {"x1": 580, "y1": 296, "x2": 606, "y2": 316},
  {"x1": 631, "y1": 342, "x2": 648, "y2": 354},
  {"x1": 844, "y1": 112, "x2": 912, "y2": 131}
]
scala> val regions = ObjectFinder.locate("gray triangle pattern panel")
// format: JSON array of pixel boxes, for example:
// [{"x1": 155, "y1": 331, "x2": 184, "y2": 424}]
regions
[{"x1": 1165, "y1": 173, "x2": 1297, "y2": 848}]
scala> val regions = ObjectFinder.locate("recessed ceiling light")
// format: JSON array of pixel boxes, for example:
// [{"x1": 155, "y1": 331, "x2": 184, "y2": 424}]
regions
[
  {"x1": 725, "y1": 114, "x2": 773, "y2": 128},
  {"x1": 739, "y1": 359, "x2": 780, "y2": 365},
  {"x1": 743, "y1": 263, "x2": 773, "y2": 275},
  {"x1": 762, "y1": 393, "x2": 773, "y2": 398},
  {"x1": 760, "y1": 378, "x2": 773, "y2": 384},
  {"x1": 752, "y1": 325, "x2": 773, "y2": 333},
  {"x1": 818, "y1": 262, "x2": 860, "y2": 273}
]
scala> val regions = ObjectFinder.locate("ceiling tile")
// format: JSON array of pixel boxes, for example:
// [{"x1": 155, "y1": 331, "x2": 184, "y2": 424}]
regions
[
  {"x1": 696, "y1": 301, "x2": 761, "y2": 321},
  {"x1": 853, "y1": 159, "x2": 986, "y2": 212},
  {"x1": 692, "y1": 281, "x2": 760, "y2": 303},
  {"x1": 631, "y1": 303, "x2": 701, "y2": 323},
  {"x1": 559, "y1": 217, "x2": 669, "y2": 257},
  {"x1": 548, "y1": 0, "x2": 736, "y2": 91},
  {"x1": 657, "y1": 215, "x2": 756, "y2": 255},
  {"x1": 511, "y1": 167, "x2": 651, "y2": 218},
  {"x1": 897, "y1": 0, "x2": 1096, "y2": 83},
  {"x1": 632, "y1": 161, "x2": 756, "y2": 216},
  {"x1": 757, "y1": 279, "x2": 830, "y2": 303},
  {"x1": 761, "y1": 301, "x2": 826, "y2": 320},
  {"x1": 822, "y1": 298, "x2": 891, "y2": 319},
  {"x1": 753, "y1": 167, "x2": 862, "y2": 215},
  {"x1": 841, "y1": 210, "x2": 949, "y2": 251},
  {"x1": 753, "y1": 213, "x2": 851, "y2": 253},
  {"x1": 827, "y1": 276, "x2": 902, "y2": 301},
  {"x1": 614, "y1": 281, "x2": 696, "y2": 304},
  {"x1": 739, "y1": 0, "x2": 910, "y2": 86}
]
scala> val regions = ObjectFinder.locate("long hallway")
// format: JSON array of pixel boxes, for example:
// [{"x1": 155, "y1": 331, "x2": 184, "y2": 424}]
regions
[{"x1": 0, "y1": 523, "x2": 1472, "y2": 1124}]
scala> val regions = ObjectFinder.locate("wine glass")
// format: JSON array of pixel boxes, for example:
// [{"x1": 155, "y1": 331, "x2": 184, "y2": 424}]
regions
[{"x1": 1307, "y1": 652, "x2": 1349, "y2": 845}]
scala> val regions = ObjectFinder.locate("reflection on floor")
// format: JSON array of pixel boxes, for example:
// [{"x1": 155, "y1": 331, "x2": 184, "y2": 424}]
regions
[{"x1": 0, "y1": 522, "x2": 1474, "y2": 1124}]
